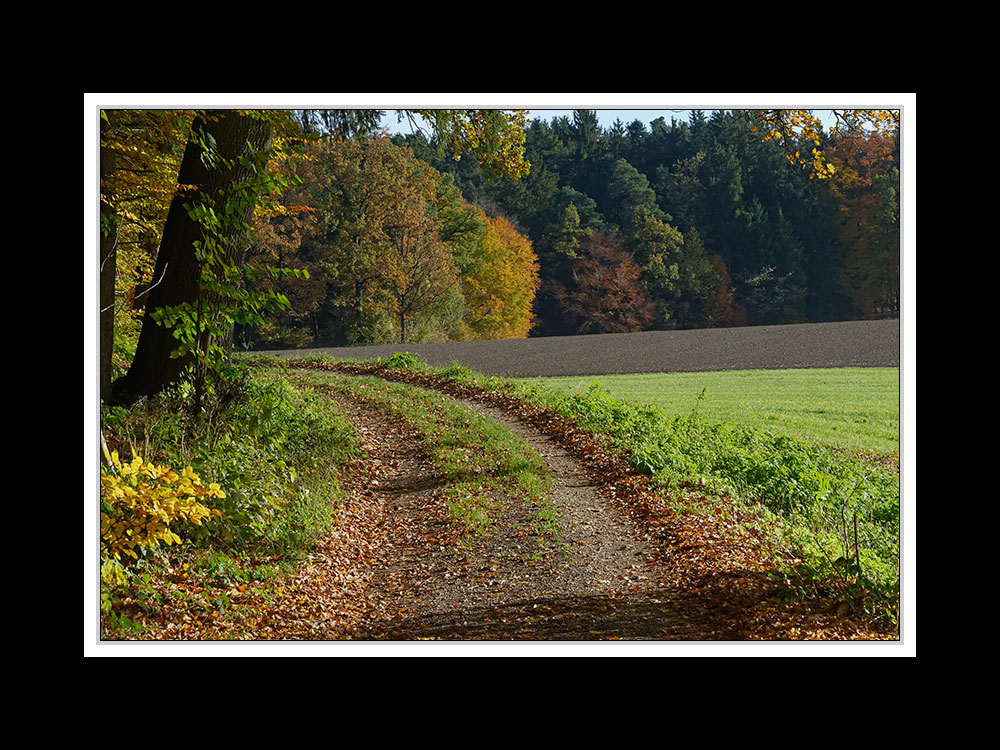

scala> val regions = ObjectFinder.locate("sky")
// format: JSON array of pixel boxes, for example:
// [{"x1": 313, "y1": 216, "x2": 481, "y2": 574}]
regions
[
  {"x1": 88, "y1": 92, "x2": 894, "y2": 136},
  {"x1": 381, "y1": 109, "x2": 699, "y2": 135},
  {"x1": 378, "y1": 106, "x2": 843, "y2": 136},
  {"x1": 365, "y1": 92, "x2": 905, "y2": 135}
]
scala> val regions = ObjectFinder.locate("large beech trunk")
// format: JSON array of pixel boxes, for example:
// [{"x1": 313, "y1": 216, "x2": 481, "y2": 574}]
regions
[{"x1": 111, "y1": 111, "x2": 272, "y2": 405}]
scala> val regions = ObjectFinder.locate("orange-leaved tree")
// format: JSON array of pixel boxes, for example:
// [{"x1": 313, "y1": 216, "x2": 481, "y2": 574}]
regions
[{"x1": 549, "y1": 230, "x2": 655, "y2": 335}]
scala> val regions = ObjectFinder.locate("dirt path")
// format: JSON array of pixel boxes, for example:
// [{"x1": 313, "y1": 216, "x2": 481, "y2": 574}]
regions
[
  {"x1": 323, "y1": 382, "x2": 716, "y2": 641},
  {"x1": 267, "y1": 363, "x2": 892, "y2": 642}
]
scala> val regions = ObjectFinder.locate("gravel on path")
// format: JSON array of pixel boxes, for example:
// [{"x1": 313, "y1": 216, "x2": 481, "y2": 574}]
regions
[{"x1": 326, "y1": 383, "x2": 715, "y2": 641}]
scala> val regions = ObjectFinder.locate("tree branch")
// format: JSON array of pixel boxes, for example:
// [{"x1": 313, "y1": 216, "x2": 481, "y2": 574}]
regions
[{"x1": 100, "y1": 262, "x2": 169, "y2": 315}]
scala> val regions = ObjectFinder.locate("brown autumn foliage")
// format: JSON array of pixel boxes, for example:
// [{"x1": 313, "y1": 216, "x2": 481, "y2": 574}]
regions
[
  {"x1": 549, "y1": 231, "x2": 655, "y2": 335},
  {"x1": 825, "y1": 131, "x2": 900, "y2": 319}
]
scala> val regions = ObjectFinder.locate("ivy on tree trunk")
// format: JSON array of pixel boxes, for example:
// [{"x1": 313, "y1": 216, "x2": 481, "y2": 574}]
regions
[{"x1": 111, "y1": 110, "x2": 274, "y2": 405}]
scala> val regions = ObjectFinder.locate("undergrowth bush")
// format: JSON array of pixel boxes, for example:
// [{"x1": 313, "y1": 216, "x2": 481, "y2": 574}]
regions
[
  {"x1": 99, "y1": 368, "x2": 361, "y2": 634},
  {"x1": 100, "y1": 450, "x2": 225, "y2": 560},
  {"x1": 381, "y1": 351, "x2": 426, "y2": 371}
]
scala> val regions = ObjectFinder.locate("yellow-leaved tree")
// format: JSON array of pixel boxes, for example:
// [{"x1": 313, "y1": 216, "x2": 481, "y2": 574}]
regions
[{"x1": 461, "y1": 213, "x2": 540, "y2": 339}]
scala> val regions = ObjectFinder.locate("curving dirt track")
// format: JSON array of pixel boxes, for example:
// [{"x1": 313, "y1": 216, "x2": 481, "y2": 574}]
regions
[
  {"x1": 251, "y1": 321, "x2": 902, "y2": 643},
  {"x1": 260, "y1": 319, "x2": 901, "y2": 378},
  {"x1": 271, "y1": 360, "x2": 895, "y2": 643},
  {"x1": 298, "y1": 376, "x2": 753, "y2": 642},
  {"x1": 329, "y1": 391, "x2": 707, "y2": 641}
]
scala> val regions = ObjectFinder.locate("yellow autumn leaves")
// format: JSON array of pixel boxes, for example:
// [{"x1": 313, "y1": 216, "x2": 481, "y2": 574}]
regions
[
  {"x1": 100, "y1": 450, "x2": 224, "y2": 561},
  {"x1": 751, "y1": 109, "x2": 899, "y2": 180}
]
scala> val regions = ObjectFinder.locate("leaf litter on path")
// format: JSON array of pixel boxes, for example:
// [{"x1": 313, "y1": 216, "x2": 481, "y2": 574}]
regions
[{"x1": 295, "y1": 362, "x2": 897, "y2": 642}]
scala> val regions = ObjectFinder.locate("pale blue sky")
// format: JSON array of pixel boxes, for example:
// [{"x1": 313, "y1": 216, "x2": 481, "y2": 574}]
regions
[
  {"x1": 379, "y1": 107, "x2": 841, "y2": 136},
  {"x1": 528, "y1": 109, "x2": 691, "y2": 127},
  {"x1": 380, "y1": 109, "x2": 692, "y2": 134}
]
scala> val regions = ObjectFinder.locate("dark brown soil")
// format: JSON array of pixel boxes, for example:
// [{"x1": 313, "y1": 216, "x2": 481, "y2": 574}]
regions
[{"x1": 260, "y1": 320, "x2": 900, "y2": 378}]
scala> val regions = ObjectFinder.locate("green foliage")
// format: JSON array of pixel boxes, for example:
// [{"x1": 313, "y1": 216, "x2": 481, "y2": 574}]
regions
[
  {"x1": 102, "y1": 370, "x2": 360, "y2": 554},
  {"x1": 381, "y1": 351, "x2": 429, "y2": 371},
  {"x1": 190, "y1": 375, "x2": 359, "y2": 549},
  {"x1": 150, "y1": 121, "x2": 310, "y2": 410},
  {"x1": 556, "y1": 381, "x2": 897, "y2": 513},
  {"x1": 99, "y1": 368, "x2": 362, "y2": 635}
]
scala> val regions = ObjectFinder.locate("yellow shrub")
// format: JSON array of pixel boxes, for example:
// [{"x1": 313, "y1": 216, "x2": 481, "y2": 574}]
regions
[{"x1": 100, "y1": 451, "x2": 224, "y2": 561}]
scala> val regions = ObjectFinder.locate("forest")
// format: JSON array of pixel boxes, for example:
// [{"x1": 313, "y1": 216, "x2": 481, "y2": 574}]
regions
[
  {"x1": 398, "y1": 109, "x2": 900, "y2": 338},
  {"x1": 100, "y1": 107, "x2": 900, "y2": 389}
]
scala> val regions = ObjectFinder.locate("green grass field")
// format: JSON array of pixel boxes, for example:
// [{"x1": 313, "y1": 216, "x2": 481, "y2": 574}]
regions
[{"x1": 535, "y1": 368, "x2": 900, "y2": 455}]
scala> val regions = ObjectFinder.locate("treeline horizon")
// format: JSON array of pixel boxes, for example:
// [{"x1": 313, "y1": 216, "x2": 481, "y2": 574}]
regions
[
  {"x1": 102, "y1": 108, "x2": 900, "y2": 362},
  {"x1": 393, "y1": 109, "x2": 900, "y2": 339}
]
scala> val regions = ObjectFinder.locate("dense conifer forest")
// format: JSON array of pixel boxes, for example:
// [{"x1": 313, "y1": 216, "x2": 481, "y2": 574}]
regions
[{"x1": 394, "y1": 109, "x2": 900, "y2": 340}]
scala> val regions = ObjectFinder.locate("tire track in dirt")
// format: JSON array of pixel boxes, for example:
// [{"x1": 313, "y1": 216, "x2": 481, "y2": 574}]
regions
[{"x1": 322, "y1": 379, "x2": 715, "y2": 641}]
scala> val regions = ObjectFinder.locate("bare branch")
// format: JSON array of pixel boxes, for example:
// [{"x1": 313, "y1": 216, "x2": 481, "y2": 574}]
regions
[{"x1": 100, "y1": 262, "x2": 169, "y2": 314}]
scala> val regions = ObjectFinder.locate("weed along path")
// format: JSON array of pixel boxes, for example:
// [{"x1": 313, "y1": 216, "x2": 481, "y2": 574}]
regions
[{"x1": 282, "y1": 362, "x2": 828, "y2": 642}]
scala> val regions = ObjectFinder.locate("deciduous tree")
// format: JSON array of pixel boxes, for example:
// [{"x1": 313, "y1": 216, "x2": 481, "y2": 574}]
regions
[
  {"x1": 548, "y1": 230, "x2": 655, "y2": 335},
  {"x1": 107, "y1": 108, "x2": 531, "y2": 403},
  {"x1": 461, "y1": 214, "x2": 539, "y2": 339},
  {"x1": 110, "y1": 110, "x2": 279, "y2": 407},
  {"x1": 295, "y1": 135, "x2": 460, "y2": 345},
  {"x1": 381, "y1": 171, "x2": 460, "y2": 344}
]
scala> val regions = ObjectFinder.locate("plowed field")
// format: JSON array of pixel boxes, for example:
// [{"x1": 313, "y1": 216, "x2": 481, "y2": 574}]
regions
[{"x1": 261, "y1": 320, "x2": 900, "y2": 377}]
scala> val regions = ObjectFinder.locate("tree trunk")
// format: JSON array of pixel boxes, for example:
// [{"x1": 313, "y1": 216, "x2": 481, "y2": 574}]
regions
[
  {"x1": 99, "y1": 198, "x2": 117, "y2": 402},
  {"x1": 111, "y1": 110, "x2": 273, "y2": 405}
]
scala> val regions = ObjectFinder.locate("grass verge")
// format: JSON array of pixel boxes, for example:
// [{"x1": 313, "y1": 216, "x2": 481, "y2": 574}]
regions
[{"x1": 274, "y1": 351, "x2": 901, "y2": 632}]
